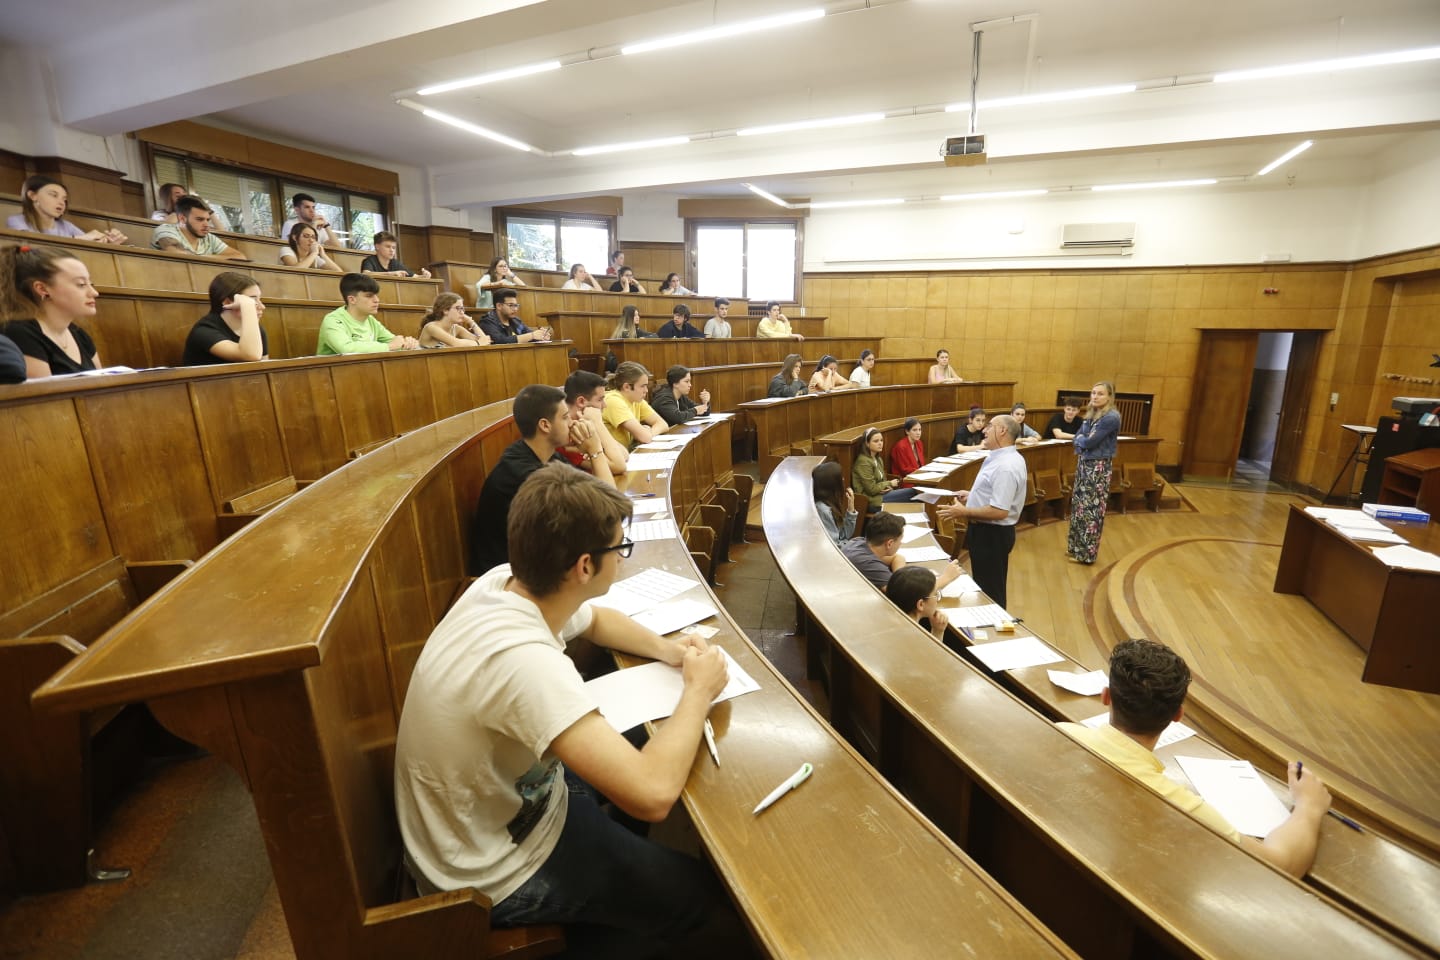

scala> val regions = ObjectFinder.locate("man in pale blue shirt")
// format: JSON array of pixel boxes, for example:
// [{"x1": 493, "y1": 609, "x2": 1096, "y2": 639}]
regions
[{"x1": 938, "y1": 414, "x2": 1026, "y2": 608}]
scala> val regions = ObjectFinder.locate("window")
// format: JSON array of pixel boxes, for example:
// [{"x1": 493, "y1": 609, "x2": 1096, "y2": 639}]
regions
[
  {"x1": 150, "y1": 150, "x2": 388, "y2": 249},
  {"x1": 687, "y1": 219, "x2": 801, "y2": 302},
  {"x1": 496, "y1": 208, "x2": 616, "y2": 273}
]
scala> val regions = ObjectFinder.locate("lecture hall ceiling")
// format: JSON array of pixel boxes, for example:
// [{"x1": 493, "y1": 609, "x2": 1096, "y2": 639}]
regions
[{"x1": 6, "y1": 0, "x2": 1440, "y2": 207}]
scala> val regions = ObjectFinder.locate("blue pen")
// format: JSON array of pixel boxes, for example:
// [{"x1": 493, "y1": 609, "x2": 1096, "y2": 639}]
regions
[{"x1": 1299, "y1": 761, "x2": 1362, "y2": 832}]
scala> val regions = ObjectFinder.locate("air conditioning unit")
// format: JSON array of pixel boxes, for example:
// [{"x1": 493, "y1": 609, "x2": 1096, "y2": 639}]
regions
[{"x1": 1060, "y1": 222, "x2": 1136, "y2": 248}]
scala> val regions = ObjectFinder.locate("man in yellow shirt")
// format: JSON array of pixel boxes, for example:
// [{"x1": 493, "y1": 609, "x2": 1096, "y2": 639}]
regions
[
  {"x1": 602, "y1": 361, "x2": 669, "y2": 449},
  {"x1": 755, "y1": 300, "x2": 803, "y2": 340},
  {"x1": 1058, "y1": 639, "x2": 1332, "y2": 878}
]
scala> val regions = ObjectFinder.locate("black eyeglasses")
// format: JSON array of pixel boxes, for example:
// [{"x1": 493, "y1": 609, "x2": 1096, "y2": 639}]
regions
[{"x1": 593, "y1": 537, "x2": 635, "y2": 560}]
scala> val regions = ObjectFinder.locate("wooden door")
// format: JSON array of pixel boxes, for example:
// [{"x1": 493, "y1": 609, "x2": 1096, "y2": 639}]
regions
[
  {"x1": 1270, "y1": 331, "x2": 1322, "y2": 487},
  {"x1": 1182, "y1": 331, "x2": 1258, "y2": 479}
]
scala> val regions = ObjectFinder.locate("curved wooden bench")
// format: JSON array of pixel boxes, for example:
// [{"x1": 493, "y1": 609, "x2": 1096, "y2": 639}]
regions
[
  {"x1": 0, "y1": 345, "x2": 570, "y2": 890},
  {"x1": 762, "y1": 456, "x2": 1426, "y2": 960},
  {"x1": 31, "y1": 411, "x2": 1075, "y2": 960},
  {"x1": 736, "y1": 381, "x2": 1017, "y2": 478}
]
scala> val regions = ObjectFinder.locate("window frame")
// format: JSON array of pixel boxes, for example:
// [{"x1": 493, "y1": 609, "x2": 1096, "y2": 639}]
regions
[
  {"x1": 683, "y1": 216, "x2": 804, "y2": 306},
  {"x1": 492, "y1": 206, "x2": 618, "y2": 273}
]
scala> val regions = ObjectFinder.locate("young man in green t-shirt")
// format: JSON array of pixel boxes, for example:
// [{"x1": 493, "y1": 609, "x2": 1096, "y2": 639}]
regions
[{"x1": 316, "y1": 273, "x2": 419, "y2": 355}]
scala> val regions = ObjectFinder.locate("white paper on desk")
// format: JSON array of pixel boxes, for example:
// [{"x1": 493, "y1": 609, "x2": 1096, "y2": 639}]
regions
[
  {"x1": 586, "y1": 648, "x2": 759, "y2": 733},
  {"x1": 969, "y1": 636, "x2": 1064, "y2": 672},
  {"x1": 626, "y1": 453, "x2": 681, "y2": 471},
  {"x1": 1371, "y1": 544, "x2": 1440, "y2": 571},
  {"x1": 628, "y1": 518, "x2": 678, "y2": 542},
  {"x1": 901, "y1": 512, "x2": 931, "y2": 524},
  {"x1": 900, "y1": 525, "x2": 932, "y2": 543},
  {"x1": 1331, "y1": 524, "x2": 1407, "y2": 544},
  {"x1": 630, "y1": 498, "x2": 669, "y2": 516},
  {"x1": 1081, "y1": 712, "x2": 1195, "y2": 748},
  {"x1": 940, "y1": 574, "x2": 981, "y2": 597},
  {"x1": 907, "y1": 472, "x2": 948, "y2": 483},
  {"x1": 705, "y1": 411, "x2": 735, "y2": 420},
  {"x1": 1047, "y1": 669, "x2": 1108, "y2": 696},
  {"x1": 946, "y1": 603, "x2": 1011, "y2": 630},
  {"x1": 911, "y1": 486, "x2": 958, "y2": 504},
  {"x1": 899, "y1": 545, "x2": 950, "y2": 562},
  {"x1": 1305, "y1": 507, "x2": 1367, "y2": 521},
  {"x1": 1173, "y1": 755, "x2": 1290, "y2": 838},
  {"x1": 590, "y1": 567, "x2": 699, "y2": 616},
  {"x1": 631, "y1": 598, "x2": 718, "y2": 636}
]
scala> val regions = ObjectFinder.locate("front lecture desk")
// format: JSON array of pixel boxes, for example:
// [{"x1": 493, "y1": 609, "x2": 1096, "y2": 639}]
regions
[
  {"x1": 1274, "y1": 504, "x2": 1440, "y2": 694},
  {"x1": 762, "y1": 457, "x2": 1424, "y2": 960},
  {"x1": 32, "y1": 410, "x2": 1074, "y2": 960}
]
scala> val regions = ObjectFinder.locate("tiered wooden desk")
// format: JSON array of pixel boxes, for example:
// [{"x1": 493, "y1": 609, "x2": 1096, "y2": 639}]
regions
[
  {"x1": 535, "y1": 311, "x2": 823, "y2": 355},
  {"x1": 605, "y1": 336, "x2": 866, "y2": 371},
  {"x1": 762, "y1": 456, "x2": 1433, "y2": 960},
  {"x1": 30, "y1": 412, "x2": 1075, "y2": 960},
  {"x1": 737, "y1": 381, "x2": 1016, "y2": 479},
  {"x1": 0, "y1": 345, "x2": 570, "y2": 889},
  {"x1": 1274, "y1": 504, "x2": 1440, "y2": 694}
]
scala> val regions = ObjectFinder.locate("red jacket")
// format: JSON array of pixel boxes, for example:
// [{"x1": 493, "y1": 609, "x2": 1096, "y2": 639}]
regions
[{"x1": 889, "y1": 438, "x2": 925, "y2": 485}]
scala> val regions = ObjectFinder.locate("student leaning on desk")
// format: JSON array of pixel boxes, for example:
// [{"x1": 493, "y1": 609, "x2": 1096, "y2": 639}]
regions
[{"x1": 395, "y1": 464, "x2": 730, "y2": 955}]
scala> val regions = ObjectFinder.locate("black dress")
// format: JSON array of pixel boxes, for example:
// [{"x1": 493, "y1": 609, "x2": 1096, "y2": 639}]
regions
[{"x1": 3, "y1": 319, "x2": 98, "y2": 375}]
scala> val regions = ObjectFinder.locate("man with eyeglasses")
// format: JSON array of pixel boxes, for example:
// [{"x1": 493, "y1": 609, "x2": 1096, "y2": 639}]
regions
[
  {"x1": 398, "y1": 463, "x2": 730, "y2": 955},
  {"x1": 470, "y1": 384, "x2": 614, "y2": 575}
]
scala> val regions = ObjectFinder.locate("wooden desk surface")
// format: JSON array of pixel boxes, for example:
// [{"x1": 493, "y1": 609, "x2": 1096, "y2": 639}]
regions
[
  {"x1": 32, "y1": 413, "x2": 1074, "y2": 960},
  {"x1": 762, "y1": 456, "x2": 1425, "y2": 960}
]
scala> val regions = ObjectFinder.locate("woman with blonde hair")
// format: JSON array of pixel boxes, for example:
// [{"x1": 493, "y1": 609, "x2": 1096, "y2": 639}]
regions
[
  {"x1": 610, "y1": 304, "x2": 654, "y2": 340},
  {"x1": 1066, "y1": 381, "x2": 1123, "y2": 564},
  {"x1": 563, "y1": 263, "x2": 603, "y2": 291},
  {"x1": 7, "y1": 175, "x2": 127, "y2": 244},
  {"x1": 418, "y1": 292, "x2": 491, "y2": 348},
  {"x1": 768, "y1": 353, "x2": 806, "y2": 398}
]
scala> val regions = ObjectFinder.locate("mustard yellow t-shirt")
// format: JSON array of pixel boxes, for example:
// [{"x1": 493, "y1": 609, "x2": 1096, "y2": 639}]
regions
[{"x1": 602, "y1": 390, "x2": 657, "y2": 449}]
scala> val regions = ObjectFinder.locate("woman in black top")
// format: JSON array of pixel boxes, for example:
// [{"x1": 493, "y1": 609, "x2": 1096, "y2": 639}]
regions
[
  {"x1": 0, "y1": 243, "x2": 102, "y2": 378},
  {"x1": 183, "y1": 272, "x2": 269, "y2": 365},
  {"x1": 608, "y1": 267, "x2": 646, "y2": 294},
  {"x1": 1045, "y1": 398, "x2": 1084, "y2": 440},
  {"x1": 951, "y1": 406, "x2": 988, "y2": 453}
]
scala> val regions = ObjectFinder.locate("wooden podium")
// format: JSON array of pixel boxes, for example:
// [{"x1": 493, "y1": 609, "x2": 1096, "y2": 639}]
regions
[{"x1": 1274, "y1": 504, "x2": 1440, "y2": 694}]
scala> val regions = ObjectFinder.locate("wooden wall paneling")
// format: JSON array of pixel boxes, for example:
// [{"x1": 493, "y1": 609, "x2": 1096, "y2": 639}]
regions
[
  {"x1": 330, "y1": 362, "x2": 397, "y2": 454},
  {"x1": 301, "y1": 272, "x2": 348, "y2": 304},
  {"x1": 394, "y1": 225, "x2": 430, "y2": 275},
  {"x1": 466, "y1": 349, "x2": 508, "y2": 406},
  {"x1": 392, "y1": 279, "x2": 437, "y2": 309},
  {"x1": 1183, "y1": 331, "x2": 1259, "y2": 478},
  {"x1": 189, "y1": 375, "x2": 292, "y2": 509},
  {"x1": 31, "y1": 157, "x2": 125, "y2": 213},
  {"x1": 119, "y1": 180, "x2": 146, "y2": 219},
  {"x1": 76, "y1": 385, "x2": 218, "y2": 561},
  {"x1": 425, "y1": 351, "x2": 476, "y2": 421},
  {"x1": 498, "y1": 346, "x2": 541, "y2": 396},
  {"x1": 261, "y1": 305, "x2": 290, "y2": 360},
  {"x1": 276, "y1": 304, "x2": 320, "y2": 360},
  {"x1": 87, "y1": 298, "x2": 149, "y2": 370},
  {"x1": 0, "y1": 400, "x2": 114, "y2": 611},
  {"x1": 382, "y1": 357, "x2": 439, "y2": 435},
  {"x1": 368, "y1": 506, "x2": 434, "y2": 718},
  {"x1": 412, "y1": 465, "x2": 470, "y2": 636},
  {"x1": 269, "y1": 367, "x2": 349, "y2": 482},
  {"x1": 134, "y1": 296, "x2": 204, "y2": 367}
]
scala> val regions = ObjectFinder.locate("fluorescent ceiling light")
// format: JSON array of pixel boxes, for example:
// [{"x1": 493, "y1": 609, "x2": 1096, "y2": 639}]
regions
[
  {"x1": 1214, "y1": 45, "x2": 1440, "y2": 83},
  {"x1": 805, "y1": 198, "x2": 905, "y2": 210},
  {"x1": 946, "y1": 83, "x2": 1137, "y2": 113},
  {"x1": 738, "y1": 112, "x2": 886, "y2": 137},
  {"x1": 419, "y1": 108, "x2": 534, "y2": 152},
  {"x1": 622, "y1": 8, "x2": 824, "y2": 56},
  {"x1": 1091, "y1": 178, "x2": 1217, "y2": 192},
  {"x1": 941, "y1": 189, "x2": 1049, "y2": 201},
  {"x1": 571, "y1": 136, "x2": 690, "y2": 157},
  {"x1": 1256, "y1": 140, "x2": 1313, "y2": 176},
  {"x1": 745, "y1": 183, "x2": 792, "y2": 207},
  {"x1": 417, "y1": 60, "x2": 561, "y2": 97}
]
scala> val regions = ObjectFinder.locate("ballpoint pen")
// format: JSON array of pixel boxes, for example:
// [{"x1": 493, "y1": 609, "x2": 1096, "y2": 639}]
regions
[
  {"x1": 1300, "y1": 762, "x2": 1362, "y2": 832},
  {"x1": 752, "y1": 763, "x2": 813, "y2": 815},
  {"x1": 703, "y1": 719, "x2": 720, "y2": 767}
]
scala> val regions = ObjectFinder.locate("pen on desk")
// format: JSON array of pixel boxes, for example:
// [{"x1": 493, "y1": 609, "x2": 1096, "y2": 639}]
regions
[
  {"x1": 703, "y1": 719, "x2": 720, "y2": 767},
  {"x1": 1329, "y1": 810, "x2": 1364, "y2": 833},
  {"x1": 752, "y1": 762, "x2": 813, "y2": 815}
]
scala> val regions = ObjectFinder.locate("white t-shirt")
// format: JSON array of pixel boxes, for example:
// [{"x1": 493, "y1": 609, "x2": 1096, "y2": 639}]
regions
[
  {"x1": 278, "y1": 247, "x2": 328, "y2": 268},
  {"x1": 279, "y1": 217, "x2": 337, "y2": 247},
  {"x1": 850, "y1": 365, "x2": 871, "y2": 387},
  {"x1": 395, "y1": 566, "x2": 597, "y2": 902}
]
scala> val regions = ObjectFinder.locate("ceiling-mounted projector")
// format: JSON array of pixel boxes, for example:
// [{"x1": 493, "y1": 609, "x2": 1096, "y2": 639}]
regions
[{"x1": 944, "y1": 134, "x2": 986, "y2": 166}]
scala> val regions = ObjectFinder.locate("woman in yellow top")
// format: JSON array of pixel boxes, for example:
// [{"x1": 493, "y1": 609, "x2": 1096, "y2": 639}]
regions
[{"x1": 852, "y1": 427, "x2": 920, "y2": 513}]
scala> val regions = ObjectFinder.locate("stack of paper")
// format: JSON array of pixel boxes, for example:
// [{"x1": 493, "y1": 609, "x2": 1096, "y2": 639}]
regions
[
  {"x1": 946, "y1": 603, "x2": 1011, "y2": 630},
  {"x1": 628, "y1": 518, "x2": 678, "y2": 542},
  {"x1": 969, "y1": 636, "x2": 1064, "y2": 672},
  {"x1": 907, "y1": 471, "x2": 950, "y2": 483},
  {"x1": 1371, "y1": 544, "x2": 1440, "y2": 571},
  {"x1": 1173, "y1": 756, "x2": 1291, "y2": 838},
  {"x1": 585, "y1": 649, "x2": 761, "y2": 733},
  {"x1": 939, "y1": 574, "x2": 981, "y2": 597},
  {"x1": 1305, "y1": 507, "x2": 1407, "y2": 543}
]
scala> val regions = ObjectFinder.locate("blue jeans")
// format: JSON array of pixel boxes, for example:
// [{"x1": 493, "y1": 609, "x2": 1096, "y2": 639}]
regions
[
  {"x1": 867, "y1": 487, "x2": 919, "y2": 512},
  {"x1": 491, "y1": 777, "x2": 715, "y2": 959}
]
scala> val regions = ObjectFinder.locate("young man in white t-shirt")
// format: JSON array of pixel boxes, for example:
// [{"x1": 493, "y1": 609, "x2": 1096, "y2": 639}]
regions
[{"x1": 396, "y1": 463, "x2": 728, "y2": 954}]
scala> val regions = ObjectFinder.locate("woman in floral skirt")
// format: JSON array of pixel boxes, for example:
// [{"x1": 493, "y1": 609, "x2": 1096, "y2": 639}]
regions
[{"x1": 1066, "y1": 381, "x2": 1122, "y2": 564}]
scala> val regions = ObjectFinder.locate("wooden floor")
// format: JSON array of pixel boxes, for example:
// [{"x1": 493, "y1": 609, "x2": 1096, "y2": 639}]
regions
[{"x1": 1008, "y1": 484, "x2": 1440, "y2": 855}]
